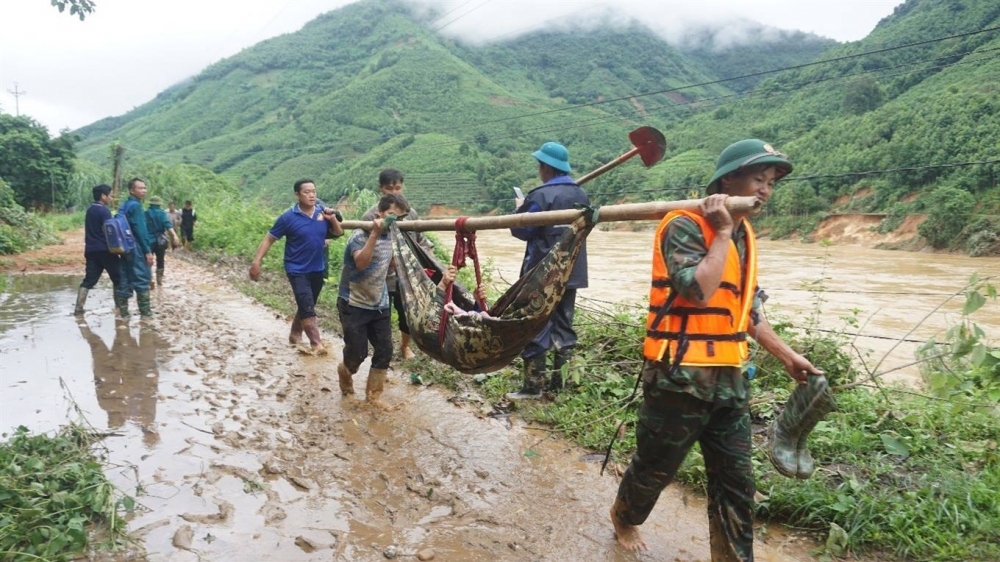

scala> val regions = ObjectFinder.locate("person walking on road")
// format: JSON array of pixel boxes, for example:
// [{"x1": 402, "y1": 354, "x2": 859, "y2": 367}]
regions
[
  {"x1": 180, "y1": 200, "x2": 197, "y2": 250},
  {"x1": 249, "y1": 179, "x2": 343, "y2": 356},
  {"x1": 114, "y1": 178, "x2": 155, "y2": 319},
  {"x1": 145, "y1": 196, "x2": 177, "y2": 289},
  {"x1": 506, "y1": 142, "x2": 590, "y2": 400},
  {"x1": 336, "y1": 193, "x2": 409, "y2": 408},
  {"x1": 167, "y1": 202, "x2": 183, "y2": 249},
  {"x1": 361, "y1": 169, "x2": 433, "y2": 360},
  {"x1": 609, "y1": 139, "x2": 823, "y2": 561},
  {"x1": 75, "y1": 184, "x2": 121, "y2": 315}
]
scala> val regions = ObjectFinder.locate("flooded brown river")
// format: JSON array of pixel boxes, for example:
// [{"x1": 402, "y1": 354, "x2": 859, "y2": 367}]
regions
[
  {"x1": 475, "y1": 228, "x2": 1000, "y2": 387},
  {"x1": 1, "y1": 258, "x2": 822, "y2": 561}
]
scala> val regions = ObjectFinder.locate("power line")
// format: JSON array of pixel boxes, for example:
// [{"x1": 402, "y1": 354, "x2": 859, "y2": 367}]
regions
[{"x1": 433, "y1": 0, "x2": 493, "y2": 32}]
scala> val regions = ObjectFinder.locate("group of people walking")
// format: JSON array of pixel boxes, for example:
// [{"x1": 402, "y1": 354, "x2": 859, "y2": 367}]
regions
[
  {"x1": 73, "y1": 136, "x2": 821, "y2": 561},
  {"x1": 76, "y1": 177, "x2": 197, "y2": 318}
]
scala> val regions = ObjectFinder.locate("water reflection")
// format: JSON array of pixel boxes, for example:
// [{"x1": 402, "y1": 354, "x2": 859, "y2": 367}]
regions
[{"x1": 78, "y1": 320, "x2": 163, "y2": 446}]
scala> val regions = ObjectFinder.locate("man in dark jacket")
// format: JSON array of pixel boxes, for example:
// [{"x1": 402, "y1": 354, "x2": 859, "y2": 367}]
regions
[
  {"x1": 75, "y1": 184, "x2": 121, "y2": 315},
  {"x1": 114, "y1": 178, "x2": 155, "y2": 318},
  {"x1": 507, "y1": 142, "x2": 589, "y2": 399}
]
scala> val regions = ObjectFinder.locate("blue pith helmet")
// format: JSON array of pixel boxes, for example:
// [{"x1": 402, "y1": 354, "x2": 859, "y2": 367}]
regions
[
  {"x1": 532, "y1": 142, "x2": 572, "y2": 173},
  {"x1": 706, "y1": 139, "x2": 793, "y2": 194}
]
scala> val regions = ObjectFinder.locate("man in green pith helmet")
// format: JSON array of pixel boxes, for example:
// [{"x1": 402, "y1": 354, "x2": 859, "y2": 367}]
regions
[
  {"x1": 610, "y1": 139, "x2": 826, "y2": 561},
  {"x1": 144, "y1": 195, "x2": 177, "y2": 289}
]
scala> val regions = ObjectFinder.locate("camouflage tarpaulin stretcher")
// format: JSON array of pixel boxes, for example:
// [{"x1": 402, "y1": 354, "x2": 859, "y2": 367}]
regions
[{"x1": 391, "y1": 215, "x2": 595, "y2": 374}]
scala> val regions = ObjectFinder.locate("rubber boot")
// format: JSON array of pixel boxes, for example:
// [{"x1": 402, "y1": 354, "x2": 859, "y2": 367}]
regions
[
  {"x1": 337, "y1": 363, "x2": 354, "y2": 396},
  {"x1": 767, "y1": 374, "x2": 836, "y2": 479},
  {"x1": 136, "y1": 290, "x2": 153, "y2": 318},
  {"x1": 114, "y1": 293, "x2": 131, "y2": 318},
  {"x1": 506, "y1": 354, "x2": 547, "y2": 400},
  {"x1": 155, "y1": 268, "x2": 164, "y2": 288},
  {"x1": 74, "y1": 287, "x2": 89, "y2": 316},
  {"x1": 288, "y1": 314, "x2": 303, "y2": 346},
  {"x1": 366, "y1": 368, "x2": 388, "y2": 408},
  {"x1": 298, "y1": 317, "x2": 328, "y2": 356},
  {"x1": 548, "y1": 347, "x2": 574, "y2": 392}
]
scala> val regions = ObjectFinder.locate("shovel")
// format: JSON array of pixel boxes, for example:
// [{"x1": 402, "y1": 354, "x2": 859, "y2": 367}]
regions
[{"x1": 576, "y1": 126, "x2": 667, "y2": 185}]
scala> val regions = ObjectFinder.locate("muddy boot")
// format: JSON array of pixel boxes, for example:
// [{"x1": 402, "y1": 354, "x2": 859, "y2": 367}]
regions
[
  {"x1": 114, "y1": 293, "x2": 131, "y2": 319},
  {"x1": 548, "y1": 347, "x2": 574, "y2": 392},
  {"x1": 298, "y1": 317, "x2": 328, "y2": 356},
  {"x1": 288, "y1": 314, "x2": 303, "y2": 345},
  {"x1": 74, "y1": 287, "x2": 89, "y2": 316},
  {"x1": 506, "y1": 354, "x2": 547, "y2": 400},
  {"x1": 337, "y1": 362, "x2": 354, "y2": 396},
  {"x1": 155, "y1": 268, "x2": 164, "y2": 288},
  {"x1": 137, "y1": 290, "x2": 153, "y2": 318},
  {"x1": 768, "y1": 374, "x2": 836, "y2": 479},
  {"x1": 366, "y1": 368, "x2": 388, "y2": 407}
]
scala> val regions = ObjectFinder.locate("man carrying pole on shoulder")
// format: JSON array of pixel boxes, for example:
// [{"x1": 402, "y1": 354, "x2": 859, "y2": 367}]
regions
[
  {"x1": 610, "y1": 139, "x2": 824, "y2": 561},
  {"x1": 507, "y1": 141, "x2": 590, "y2": 399}
]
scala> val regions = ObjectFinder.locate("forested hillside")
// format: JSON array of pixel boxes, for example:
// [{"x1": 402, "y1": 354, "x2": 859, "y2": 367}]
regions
[{"x1": 75, "y1": 0, "x2": 1000, "y2": 253}]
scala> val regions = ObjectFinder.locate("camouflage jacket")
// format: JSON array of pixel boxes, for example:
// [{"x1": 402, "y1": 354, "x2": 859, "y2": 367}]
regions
[{"x1": 642, "y1": 217, "x2": 763, "y2": 409}]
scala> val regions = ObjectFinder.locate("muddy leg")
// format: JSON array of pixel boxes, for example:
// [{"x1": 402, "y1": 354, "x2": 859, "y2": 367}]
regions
[
  {"x1": 337, "y1": 363, "x2": 354, "y2": 396},
  {"x1": 299, "y1": 317, "x2": 328, "y2": 356},
  {"x1": 609, "y1": 497, "x2": 648, "y2": 553},
  {"x1": 288, "y1": 313, "x2": 303, "y2": 346},
  {"x1": 366, "y1": 368, "x2": 389, "y2": 410}
]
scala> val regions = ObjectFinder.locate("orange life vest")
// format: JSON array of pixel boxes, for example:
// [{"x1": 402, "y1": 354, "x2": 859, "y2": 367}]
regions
[{"x1": 643, "y1": 210, "x2": 757, "y2": 368}]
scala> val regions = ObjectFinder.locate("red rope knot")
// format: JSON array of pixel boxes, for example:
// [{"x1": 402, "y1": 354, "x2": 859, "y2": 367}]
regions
[{"x1": 439, "y1": 216, "x2": 488, "y2": 347}]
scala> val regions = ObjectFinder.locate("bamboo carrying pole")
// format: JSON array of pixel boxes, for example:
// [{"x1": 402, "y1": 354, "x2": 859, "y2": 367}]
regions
[{"x1": 338, "y1": 196, "x2": 761, "y2": 232}]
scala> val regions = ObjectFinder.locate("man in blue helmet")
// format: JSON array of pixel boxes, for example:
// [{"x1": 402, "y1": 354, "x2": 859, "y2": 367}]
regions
[{"x1": 507, "y1": 142, "x2": 590, "y2": 400}]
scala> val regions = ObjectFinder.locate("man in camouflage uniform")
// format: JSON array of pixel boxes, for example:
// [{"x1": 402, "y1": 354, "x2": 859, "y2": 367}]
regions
[{"x1": 610, "y1": 139, "x2": 823, "y2": 561}]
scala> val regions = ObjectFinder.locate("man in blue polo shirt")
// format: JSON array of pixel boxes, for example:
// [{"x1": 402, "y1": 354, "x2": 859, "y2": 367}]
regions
[{"x1": 249, "y1": 179, "x2": 344, "y2": 355}]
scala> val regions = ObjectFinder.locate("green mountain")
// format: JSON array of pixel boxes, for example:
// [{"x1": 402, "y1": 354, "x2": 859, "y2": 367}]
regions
[
  {"x1": 77, "y1": 0, "x2": 1000, "y2": 253},
  {"x1": 74, "y1": 0, "x2": 823, "y2": 210}
]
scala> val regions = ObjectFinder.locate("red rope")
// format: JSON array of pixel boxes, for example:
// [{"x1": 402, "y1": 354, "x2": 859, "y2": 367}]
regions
[{"x1": 439, "y1": 217, "x2": 488, "y2": 347}]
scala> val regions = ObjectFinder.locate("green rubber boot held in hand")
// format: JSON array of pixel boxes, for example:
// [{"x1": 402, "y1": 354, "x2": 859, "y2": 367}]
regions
[
  {"x1": 768, "y1": 374, "x2": 836, "y2": 479},
  {"x1": 506, "y1": 354, "x2": 547, "y2": 400},
  {"x1": 114, "y1": 293, "x2": 131, "y2": 318},
  {"x1": 137, "y1": 290, "x2": 153, "y2": 318},
  {"x1": 74, "y1": 287, "x2": 89, "y2": 316}
]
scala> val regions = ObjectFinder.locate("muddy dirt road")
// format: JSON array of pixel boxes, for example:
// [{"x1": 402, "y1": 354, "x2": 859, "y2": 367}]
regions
[{"x1": 0, "y1": 233, "x2": 820, "y2": 561}]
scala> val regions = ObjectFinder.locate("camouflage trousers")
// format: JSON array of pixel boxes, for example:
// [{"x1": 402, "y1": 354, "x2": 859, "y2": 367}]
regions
[{"x1": 615, "y1": 385, "x2": 755, "y2": 562}]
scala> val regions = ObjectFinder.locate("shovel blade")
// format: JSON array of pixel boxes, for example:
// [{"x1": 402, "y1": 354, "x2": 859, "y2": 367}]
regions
[{"x1": 628, "y1": 126, "x2": 667, "y2": 168}]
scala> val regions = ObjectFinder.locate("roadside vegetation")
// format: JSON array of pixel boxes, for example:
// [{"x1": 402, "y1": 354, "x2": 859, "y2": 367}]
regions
[{"x1": 0, "y1": 424, "x2": 135, "y2": 561}]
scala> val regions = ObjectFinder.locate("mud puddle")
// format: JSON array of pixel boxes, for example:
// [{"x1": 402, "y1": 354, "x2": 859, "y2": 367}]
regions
[{"x1": 1, "y1": 262, "x2": 820, "y2": 561}]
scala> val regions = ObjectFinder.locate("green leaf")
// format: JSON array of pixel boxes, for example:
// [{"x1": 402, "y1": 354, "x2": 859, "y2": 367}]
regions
[
  {"x1": 880, "y1": 433, "x2": 910, "y2": 458},
  {"x1": 971, "y1": 344, "x2": 988, "y2": 367},
  {"x1": 963, "y1": 291, "x2": 986, "y2": 316},
  {"x1": 988, "y1": 387, "x2": 1000, "y2": 402}
]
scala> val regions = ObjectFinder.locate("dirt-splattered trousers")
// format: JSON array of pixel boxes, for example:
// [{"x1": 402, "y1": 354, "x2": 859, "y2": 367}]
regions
[{"x1": 615, "y1": 372, "x2": 755, "y2": 562}]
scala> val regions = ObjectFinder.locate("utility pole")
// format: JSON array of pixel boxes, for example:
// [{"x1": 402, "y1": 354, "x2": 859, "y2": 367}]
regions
[
  {"x1": 110, "y1": 143, "x2": 125, "y2": 200},
  {"x1": 6, "y1": 82, "x2": 26, "y2": 116}
]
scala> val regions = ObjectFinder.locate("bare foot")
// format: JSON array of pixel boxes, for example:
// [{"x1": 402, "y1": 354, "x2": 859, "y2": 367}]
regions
[
  {"x1": 401, "y1": 347, "x2": 415, "y2": 360},
  {"x1": 610, "y1": 504, "x2": 648, "y2": 552}
]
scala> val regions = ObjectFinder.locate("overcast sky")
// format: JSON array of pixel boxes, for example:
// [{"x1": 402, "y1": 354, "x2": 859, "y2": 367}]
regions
[{"x1": 0, "y1": 0, "x2": 903, "y2": 133}]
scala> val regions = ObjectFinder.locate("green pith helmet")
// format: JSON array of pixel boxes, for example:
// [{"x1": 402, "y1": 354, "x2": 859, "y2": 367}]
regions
[
  {"x1": 706, "y1": 139, "x2": 793, "y2": 194},
  {"x1": 532, "y1": 141, "x2": 572, "y2": 173},
  {"x1": 148, "y1": 196, "x2": 163, "y2": 206}
]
